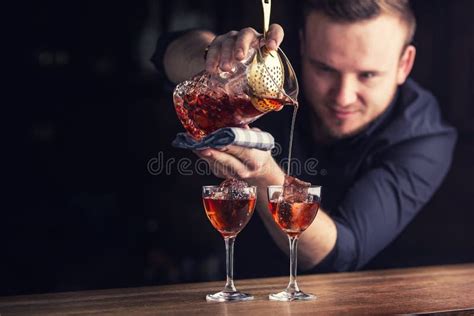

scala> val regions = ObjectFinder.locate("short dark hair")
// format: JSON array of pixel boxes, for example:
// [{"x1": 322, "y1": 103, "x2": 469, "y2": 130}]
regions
[{"x1": 300, "y1": 0, "x2": 416, "y2": 44}]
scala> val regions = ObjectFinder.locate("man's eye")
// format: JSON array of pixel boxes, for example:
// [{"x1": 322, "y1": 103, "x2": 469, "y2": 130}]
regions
[
  {"x1": 360, "y1": 72, "x2": 376, "y2": 79},
  {"x1": 317, "y1": 65, "x2": 334, "y2": 73}
]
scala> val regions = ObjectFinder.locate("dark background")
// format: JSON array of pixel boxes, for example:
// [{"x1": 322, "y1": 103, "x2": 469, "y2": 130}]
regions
[{"x1": 3, "y1": 0, "x2": 473, "y2": 296}]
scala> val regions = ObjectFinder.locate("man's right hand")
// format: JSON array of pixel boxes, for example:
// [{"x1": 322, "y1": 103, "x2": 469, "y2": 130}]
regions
[
  {"x1": 205, "y1": 24, "x2": 285, "y2": 73},
  {"x1": 163, "y1": 25, "x2": 284, "y2": 84}
]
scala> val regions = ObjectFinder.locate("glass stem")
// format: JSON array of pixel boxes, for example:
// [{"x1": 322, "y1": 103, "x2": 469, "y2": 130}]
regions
[
  {"x1": 286, "y1": 235, "x2": 300, "y2": 294},
  {"x1": 223, "y1": 236, "x2": 237, "y2": 293}
]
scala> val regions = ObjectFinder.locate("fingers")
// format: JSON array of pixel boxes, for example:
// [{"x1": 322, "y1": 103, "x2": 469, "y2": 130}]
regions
[
  {"x1": 235, "y1": 27, "x2": 260, "y2": 60},
  {"x1": 220, "y1": 35, "x2": 237, "y2": 71},
  {"x1": 265, "y1": 24, "x2": 284, "y2": 51},
  {"x1": 211, "y1": 149, "x2": 252, "y2": 178},
  {"x1": 243, "y1": 124, "x2": 262, "y2": 132},
  {"x1": 194, "y1": 149, "x2": 230, "y2": 178},
  {"x1": 205, "y1": 27, "x2": 262, "y2": 73},
  {"x1": 194, "y1": 149, "x2": 250, "y2": 179},
  {"x1": 206, "y1": 31, "x2": 240, "y2": 73},
  {"x1": 222, "y1": 145, "x2": 265, "y2": 171},
  {"x1": 193, "y1": 149, "x2": 212, "y2": 158},
  {"x1": 205, "y1": 39, "x2": 220, "y2": 73},
  {"x1": 194, "y1": 145, "x2": 277, "y2": 181},
  {"x1": 204, "y1": 24, "x2": 284, "y2": 73}
]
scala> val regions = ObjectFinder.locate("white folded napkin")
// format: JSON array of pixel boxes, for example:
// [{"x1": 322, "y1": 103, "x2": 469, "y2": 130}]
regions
[{"x1": 172, "y1": 127, "x2": 275, "y2": 151}]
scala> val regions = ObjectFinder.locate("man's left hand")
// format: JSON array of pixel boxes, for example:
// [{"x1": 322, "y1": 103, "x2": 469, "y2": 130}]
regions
[{"x1": 193, "y1": 144, "x2": 284, "y2": 185}]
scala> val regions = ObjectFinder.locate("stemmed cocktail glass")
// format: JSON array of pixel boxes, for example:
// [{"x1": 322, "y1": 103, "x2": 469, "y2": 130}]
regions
[
  {"x1": 202, "y1": 185, "x2": 257, "y2": 301},
  {"x1": 267, "y1": 185, "x2": 321, "y2": 301}
]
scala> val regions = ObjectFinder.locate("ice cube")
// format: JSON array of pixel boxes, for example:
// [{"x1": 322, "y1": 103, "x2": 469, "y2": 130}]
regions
[
  {"x1": 210, "y1": 191, "x2": 227, "y2": 200},
  {"x1": 282, "y1": 175, "x2": 310, "y2": 203},
  {"x1": 219, "y1": 178, "x2": 249, "y2": 189},
  {"x1": 219, "y1": 178, "x2": 251, "y2": 200},
  {"x1": 270, "y1": 191, "x2": 281, "y2": 201}
]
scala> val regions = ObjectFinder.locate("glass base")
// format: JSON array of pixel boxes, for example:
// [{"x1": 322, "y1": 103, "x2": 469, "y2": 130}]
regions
[
  {"x1": 206, "y1": 291, "x2": 254, "y2": 302},
  {"x1": 269, "y1": 290, "x2": 316, "y2": 301}
]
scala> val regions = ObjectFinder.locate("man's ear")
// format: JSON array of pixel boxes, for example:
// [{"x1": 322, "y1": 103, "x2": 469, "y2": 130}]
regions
[{"x1": 397, "y1": 45, "x2": 416, "y2": 84}]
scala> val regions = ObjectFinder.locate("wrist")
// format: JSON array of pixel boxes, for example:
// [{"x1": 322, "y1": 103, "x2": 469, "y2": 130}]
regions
[{"x1": 163, "y1": 30, "x2": 215, "y2": 83}]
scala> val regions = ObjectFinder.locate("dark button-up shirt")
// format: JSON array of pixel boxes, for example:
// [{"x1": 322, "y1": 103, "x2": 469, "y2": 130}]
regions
[
  {"x1": 255, "y1": 78, "x2": 457, "y2": 271},
  {"x1": 152, "y1": 32, "x2": 457, "y2": 274}
]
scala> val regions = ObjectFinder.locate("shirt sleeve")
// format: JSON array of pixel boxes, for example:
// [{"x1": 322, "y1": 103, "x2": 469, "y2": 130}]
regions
[
  {"x1": 317, "y1": 130, "x2": 457, "y2": 272},
  {"x1": 150, "y1": 29, "x2": 195, "y2": 92}
]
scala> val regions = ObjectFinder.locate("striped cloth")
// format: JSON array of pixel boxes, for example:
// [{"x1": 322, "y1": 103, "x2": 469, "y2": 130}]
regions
[{"x1": 172, "y1": 127, "x2": 275, "y2": 151}]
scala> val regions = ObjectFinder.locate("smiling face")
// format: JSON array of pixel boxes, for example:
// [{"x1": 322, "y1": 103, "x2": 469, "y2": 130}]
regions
[{"x1": 300, "y1": 11, "x2": 415, "y2": 141}]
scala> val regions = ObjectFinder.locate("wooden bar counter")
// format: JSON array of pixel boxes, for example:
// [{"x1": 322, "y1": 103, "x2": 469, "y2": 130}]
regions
[{"x1": 1, "y1": 263, "x2": 474, "y2": 315}]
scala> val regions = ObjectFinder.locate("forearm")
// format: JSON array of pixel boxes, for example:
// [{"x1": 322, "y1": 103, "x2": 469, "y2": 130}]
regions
[
  {"x1": 163, "y1": 30, "x2": 215, "y2": 83},
  {"x1": 297, "y1": 209, "x2": 337, "y2": 269}
]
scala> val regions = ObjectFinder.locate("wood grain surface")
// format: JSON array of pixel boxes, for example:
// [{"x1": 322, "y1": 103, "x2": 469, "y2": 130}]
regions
[{"x1": 1, "y1": 264, "x2": 474, "y2": 315}]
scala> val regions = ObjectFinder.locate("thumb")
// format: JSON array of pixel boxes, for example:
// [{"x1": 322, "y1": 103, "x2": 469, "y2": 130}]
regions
[{"x1": 265, "y1": 24, "x2": 284, "y2": 51}]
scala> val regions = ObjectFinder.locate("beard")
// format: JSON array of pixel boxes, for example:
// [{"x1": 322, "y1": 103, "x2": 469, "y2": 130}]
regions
[{"x1": 310, "y1": 104, "x2": 373, "y2": 142}]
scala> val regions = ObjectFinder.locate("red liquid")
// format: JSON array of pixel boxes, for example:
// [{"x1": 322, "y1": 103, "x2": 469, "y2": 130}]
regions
[
  {"x1": 268, "y1": 200, "x2": 320, "y2": 237},
  {"x1": 173, "y1": 70, "x2": 291, "y2": 140},
  {"x1": 174, "y1": 93, "x2": 262, "y2": 140},
  {"x1": 203, "y1": 197, "x2": 256, "y2": 237}
]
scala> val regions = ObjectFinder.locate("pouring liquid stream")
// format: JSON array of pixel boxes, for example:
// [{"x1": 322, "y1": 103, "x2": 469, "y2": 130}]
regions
[{"x1": 287, "y1": 103, "x2": 298, "y2": 176}]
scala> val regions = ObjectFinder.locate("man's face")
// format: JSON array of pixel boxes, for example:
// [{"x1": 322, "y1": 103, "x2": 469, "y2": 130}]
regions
[{"x1": 300, "y1": 12, "x2": 415, "y2": 140}]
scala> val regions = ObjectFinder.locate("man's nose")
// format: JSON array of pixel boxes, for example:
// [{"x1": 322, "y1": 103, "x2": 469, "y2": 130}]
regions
[{"x1": 332, "y1": 76, "x2": 358, "y2": 107}]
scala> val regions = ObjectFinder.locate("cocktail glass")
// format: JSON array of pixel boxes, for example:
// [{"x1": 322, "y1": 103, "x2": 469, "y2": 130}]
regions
[
  {"x1": 267, "y1": 185, "x2": 321, "y2": 301},
  {"x1": 202, "y1": 185, "x2": 257, "y2": 301}
]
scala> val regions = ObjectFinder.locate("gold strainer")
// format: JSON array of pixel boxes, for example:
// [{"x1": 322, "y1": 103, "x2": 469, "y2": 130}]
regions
[{"x1": 247, "y1": 0, "x2": 289, "y2": 112}]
